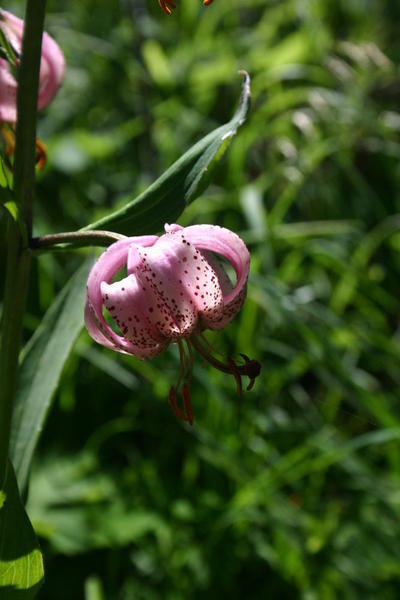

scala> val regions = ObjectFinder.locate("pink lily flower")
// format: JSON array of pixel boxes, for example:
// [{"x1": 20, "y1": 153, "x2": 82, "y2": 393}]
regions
[
  {"x1": 0, "y1": 8, "x2": 65, "y2": 123},
  {"x1": 85, "y1": 224, "x2": 260, "y2": 424}
]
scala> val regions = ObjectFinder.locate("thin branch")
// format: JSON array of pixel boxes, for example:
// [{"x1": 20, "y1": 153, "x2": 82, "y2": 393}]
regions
[{"x1": 30, "y1": 230, "x2": 127, "y2": 251}]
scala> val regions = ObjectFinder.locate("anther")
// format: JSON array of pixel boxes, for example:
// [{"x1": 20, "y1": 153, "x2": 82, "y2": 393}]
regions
[{"x1": 240, "y1": 353, "x2": 261, "y2": 390}]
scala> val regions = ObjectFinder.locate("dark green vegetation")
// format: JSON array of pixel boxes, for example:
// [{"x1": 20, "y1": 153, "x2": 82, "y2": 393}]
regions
[{"x1": 3, "y1": 0, "x2": 400, "y2": 597}]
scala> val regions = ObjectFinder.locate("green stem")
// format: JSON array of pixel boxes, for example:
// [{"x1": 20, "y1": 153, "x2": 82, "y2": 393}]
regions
[
  {"x1": 30, "y1": 230, "x2": 126, "y2": 252},
  {"x1": 0, "y1": 0, "x2": 47, "y2": 488}
]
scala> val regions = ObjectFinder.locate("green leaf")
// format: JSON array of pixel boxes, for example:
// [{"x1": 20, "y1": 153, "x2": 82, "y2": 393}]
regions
[
  {"x1": 0, "y1": 461, "x2": 44, "y2": 599},
  {"x1": 0, "y1": 156, "x2": 11, "y2": 189},
  {"x1": 83, "y1": 71, "x2": 251, "y2": 236},
  {"x1": 3, "y1": 200, "x2": 19, "y2": 221},
  {"x1": 10, "y1": 259, "x2": 93, "y2": 493}
]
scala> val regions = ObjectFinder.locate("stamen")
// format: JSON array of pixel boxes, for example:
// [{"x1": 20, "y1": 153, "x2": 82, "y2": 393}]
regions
[
  {"x1": 176, "y1": 339, "x2": 187, "y2": 390},
  {"x1": 168, "y1": 340, "x2": 195, "y2": 425},
  {"x1": 169, "y1": 386, "x2": 188, "y2": 422},
  {"x1": 240, "y1": 353, "x2": 261, "y2": 391},
  {"x1": 182, "y1": 383, "x2": 193, "y2": 426},
  {"x1": 203, "y1": 0, "x2": 214, "y2": 5},
  {"x1": 199, "y1": 332, "x2": 226, "y2": 360}
]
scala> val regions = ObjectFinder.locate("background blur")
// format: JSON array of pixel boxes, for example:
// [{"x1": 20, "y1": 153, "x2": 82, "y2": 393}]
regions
[{"x1": 2, "y1": 0, "x2": 400, "y2": 598}]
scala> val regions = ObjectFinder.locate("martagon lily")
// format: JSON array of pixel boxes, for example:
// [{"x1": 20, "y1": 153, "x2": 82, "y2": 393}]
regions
[
  {"x1": 0, "y1": 8, "x2": 65, "y2": 167},
  {"x1": 85, "y1": 224, "x2": 260, "y2": 424}
]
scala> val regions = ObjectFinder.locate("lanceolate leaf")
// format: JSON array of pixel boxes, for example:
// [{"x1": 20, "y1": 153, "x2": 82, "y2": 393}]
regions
[
  {"x1": 0, "y1": 461, "x2": 44, "y2": 599},
  {"x1": 10, "y1": 259, "x2": 93, "y2": 493},
  {"x1": 83, "y1": 72, "x2": 251, "y2": 236}
]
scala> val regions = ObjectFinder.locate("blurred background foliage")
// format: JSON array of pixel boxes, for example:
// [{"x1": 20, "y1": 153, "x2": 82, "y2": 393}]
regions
[{"x1": 2, "y1": 0, "x2": 400, "y2": 597}]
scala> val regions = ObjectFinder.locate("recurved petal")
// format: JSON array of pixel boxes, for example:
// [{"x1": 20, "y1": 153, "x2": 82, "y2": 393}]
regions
[
  {"x1": 85, "y1": 296, "x2": 164, "y2": 359},
  {"x1": 85, "y1": 236, "x2": 158, "y2": 356},
  {"x1": 101, "y1": 274, "x2": 171, "y2": 356},
  {"x1": 84, "y1": 298, "x2": 127, "y2": 353},
  {"x1": 172, "y1": 225, "x2": 250, "y2": 329},
  {"x1": 136, "y1": 231, "x2": 225, "y2": 336},
  {"x1": 86, "y1": 236, "x2": 157, "y2": 314}
]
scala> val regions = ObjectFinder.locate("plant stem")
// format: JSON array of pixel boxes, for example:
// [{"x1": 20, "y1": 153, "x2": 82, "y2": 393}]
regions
[
  {"x1": 30, "y1": 230, "x2": 126, "y2": 251},
  {"x1": 0, "y1": 0, "x2": 47, "y2": 488}
]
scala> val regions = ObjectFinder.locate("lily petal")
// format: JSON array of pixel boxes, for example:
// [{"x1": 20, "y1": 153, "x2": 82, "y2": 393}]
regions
[
  {"x1": 101, "y1": 274, "x2": 171, "y2": 354},
  {"x1": 136, "y1": 231, "x2": 225, "y2": 336},
  {"x1": 85, "y1": 236, "x2": 158, "y2": 356},
  {"x1": 166, "y1": 224, "x2": 250, "y2": 329}
]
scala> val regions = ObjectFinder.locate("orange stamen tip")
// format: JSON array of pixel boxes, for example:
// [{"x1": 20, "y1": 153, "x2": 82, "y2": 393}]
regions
[
  {"x1": 182, "y1": 383, "x2": 193, "y2": 426},
  {"x1": 203, "y1": 0, "x2": 213, "y2": 5},
  {"x1": 227, "y1": 357, "x2": 243, "y2": 396}
]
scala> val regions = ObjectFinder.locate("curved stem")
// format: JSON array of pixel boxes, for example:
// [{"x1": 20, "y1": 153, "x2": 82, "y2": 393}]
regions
[
  {"x1": 30, "y1": 230, "x2": 127, "y2": 251},
  {"x1": 0, "y1": 0, "x2": 47, "y2": 488}
]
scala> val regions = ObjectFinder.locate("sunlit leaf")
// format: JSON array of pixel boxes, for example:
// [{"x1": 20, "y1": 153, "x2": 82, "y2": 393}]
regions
[{"x1": 0, "y1": 462, "x2": 44, "y2": 599}]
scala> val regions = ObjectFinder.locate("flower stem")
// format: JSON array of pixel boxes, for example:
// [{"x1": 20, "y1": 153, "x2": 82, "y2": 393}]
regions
[
  {"x1": 30, "y1": 230, "x2": 127, "y2": 252},
  {"x1": 0, "y1": 0, "x2": 47, "y2": 488}
]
